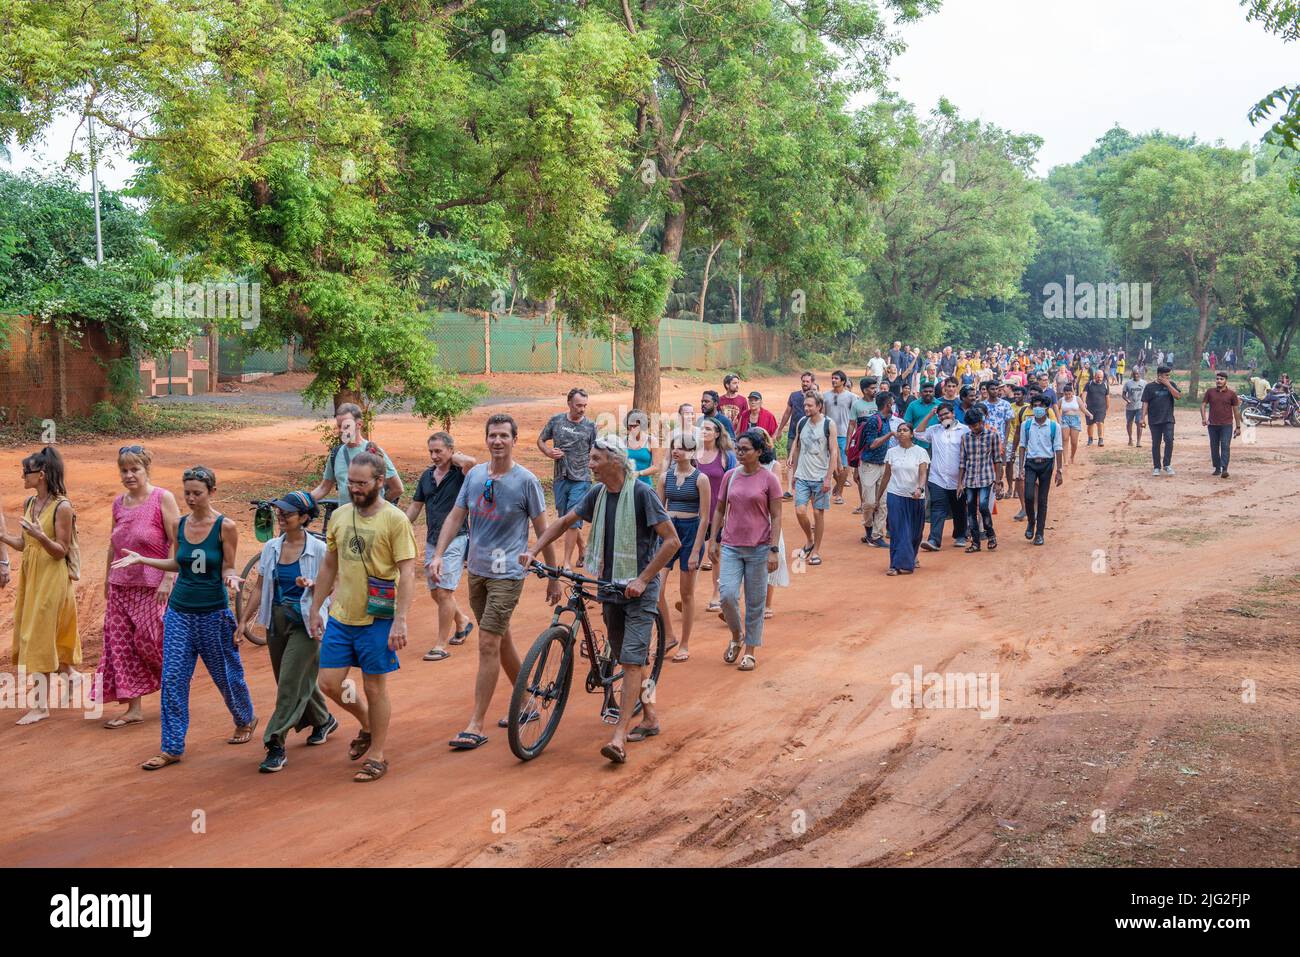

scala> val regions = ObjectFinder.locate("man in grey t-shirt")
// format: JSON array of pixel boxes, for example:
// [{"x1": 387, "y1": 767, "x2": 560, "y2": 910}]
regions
[
  {"x1": 1122, "y1": 368, "x2": 1147, "y2": 447},
  {"x1": 433, "y1": 413, "x2": 559, "y2": 751},
  {"x1": 538, "y1": 388, "x2": 598, "y2": 568},
  {"x1": 822, "y1": 370, "x2": 856, "y2": 504}
]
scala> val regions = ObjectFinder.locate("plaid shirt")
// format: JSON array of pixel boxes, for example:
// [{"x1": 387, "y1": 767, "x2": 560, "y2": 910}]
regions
[{"x1": 959, "y1": 429, "x2": 1004, "y2": 488}]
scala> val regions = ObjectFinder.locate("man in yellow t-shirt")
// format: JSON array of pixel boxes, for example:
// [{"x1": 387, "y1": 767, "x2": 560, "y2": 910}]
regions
[{"x1": 309, "y1": 450, "x2": 417, "y2": 783}]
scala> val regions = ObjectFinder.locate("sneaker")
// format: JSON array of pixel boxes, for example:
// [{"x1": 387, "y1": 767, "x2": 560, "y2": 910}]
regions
[
  {"x1": 259, "y1": 745, "x2": 287, "y2": 773},
  {"x1": 306, "y1": 714, "x2": 338, "y2": 746},
  {"x1": 1098, "y1": 439, "x2": 1104, "y2": 447},
  {"x1": 952, "y1": 538, "x2": 970, "y2": 548},
  {"x1": 868, "y1": 536, "x2": 888, "y2": 549},
  {"x1": 1163, "y1": 466, "x2": 1175, "y2": 476},
  {"x1": 919, "y1": 540, "x2": 939, "y2": 552},
  {"x1": 1152, "y1": 468, "x2": 1162, "y2": 477},
  {"x1": 1086, "y1": 437, "x2": 1093, "y2": 446},
  {"x1": 1013, "y1": 510, "x2": 1026, "y2": 521},
  {"x1": 1220, "y1": 471, "x2": 1230, "y2": 479},
  {"x1": 1024, "y1": 527, "x2": 1035, "y2": 540},
  {"x1": 1212, "y1": 467, "x2": 1221, "y2": 476},
  {"x1": 1033, "y1": 535, "x2": 1044, "y2": 546}
]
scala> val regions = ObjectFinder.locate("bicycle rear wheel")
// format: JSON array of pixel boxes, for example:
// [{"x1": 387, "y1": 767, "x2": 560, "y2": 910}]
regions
[
  {"x1": 606, "y1": 612, "x2": 666, "y2": 719},
  {"x1": 508, "y1": 626, "x2": 575, "y2": 760},
  {"x1": 235, "y1": 552, "x2": 267, "y2": 646}
]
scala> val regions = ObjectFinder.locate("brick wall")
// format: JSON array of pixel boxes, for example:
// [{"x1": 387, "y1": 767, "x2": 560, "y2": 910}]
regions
[{"x1": 0, "y1": 317, "x2": 124, "y2": 424}]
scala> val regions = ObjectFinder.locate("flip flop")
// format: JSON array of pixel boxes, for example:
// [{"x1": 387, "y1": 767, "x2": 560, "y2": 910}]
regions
[
  {"x1": 449, "y1": 731, "x2": 489, "y2": 750},
  {"x1": 227, "y1": 717, "x2": 258, "y2": 745},
  {"x1": 764, "y1": 609, "x2": 774, "y2": 619},
  {"x1": 627, "y1": 724, "x2": 660, "y2": 742},
  {"x1": 353, "y1": 758, "x2": 388, "y2": 783},
  {"x1": 449, "y1": 622, "x2": 474, "y2": 646},
  {"x1": 671, "y1": 651, "x2": 690, "y2": 662},
  {"x1": 600, "y1": 742, "x2": 627, "y2": 764},
  {"x1": 706, "y1": 600, "x2": 721, "y2": 612},
  {"x1": 497, "y1": 710, "x2": 540, "y2": 728},
  {"x1": 141, "y1": 753, "x2": 181, "y2": 771},
  {"x1": 103, "y1": 716, "x2": 143, "y2": 729},
  {"x1": 807, "y1": 555, "x2": 822, "y2": 565},
  {"x1": 422, "y1": 648, "x2": 450, "y2": 661}
]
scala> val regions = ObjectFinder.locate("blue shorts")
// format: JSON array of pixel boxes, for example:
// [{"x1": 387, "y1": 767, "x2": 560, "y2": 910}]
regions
[
  {"x1": 1062, "y1": 414, "x2": 1083, "y2": 431},
  {"x1": 425, "y1": 534, "x2": 467, "y2": 591},
  {"x1": 665, "y1": 516, "x2": 701, "y2": 570},
  {"x1": 836, "y1": 435, "x2": 848, "y2": 459},
  {"x1": 554, "y1": 477, "x2": 592, "y2": 528},
  {"x1": 795, "y1": 477, "x2": 830, "y2": 510},
  {"x1": 320, "y1": 617, "x2": 399, "y2": 675}
]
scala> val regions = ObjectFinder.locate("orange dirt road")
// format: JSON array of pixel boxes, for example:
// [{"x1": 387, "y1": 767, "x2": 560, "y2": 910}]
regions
[{"x1": 1, "y1": 373, "x2": 1295, "y2": 867}]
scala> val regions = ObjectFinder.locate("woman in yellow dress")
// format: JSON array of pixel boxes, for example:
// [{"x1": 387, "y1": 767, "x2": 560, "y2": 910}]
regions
[{"x1": 0, "y1": 446, "x2": 81, "y2": 725}]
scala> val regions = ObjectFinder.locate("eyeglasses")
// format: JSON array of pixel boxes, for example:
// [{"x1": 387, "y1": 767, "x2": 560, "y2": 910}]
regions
[
  {"x1": 183, "y1": 468, "x2": 213, "y2": 483},
  {"x1": 119, "y1": 445, "x2": 146, "y2": 455}
]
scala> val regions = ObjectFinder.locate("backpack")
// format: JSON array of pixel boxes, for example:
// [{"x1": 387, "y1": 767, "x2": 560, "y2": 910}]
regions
[{"x1": 846, "y1": 414, "x2": 882, "y2": 468}]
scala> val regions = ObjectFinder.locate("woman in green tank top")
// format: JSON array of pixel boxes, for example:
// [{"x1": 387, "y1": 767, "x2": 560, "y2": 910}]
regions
[{"x1": 113, "y1": 465, "x2": 257, "y2": 769}]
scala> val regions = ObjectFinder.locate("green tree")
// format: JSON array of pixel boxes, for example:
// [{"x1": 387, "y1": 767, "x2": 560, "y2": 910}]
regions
[
  {"x1": 857, "y1": 97, "x2": 1043, "y2": 348},
  {"x1": 1097, "y1": 142, "x2": 1287, "y2": 398}
]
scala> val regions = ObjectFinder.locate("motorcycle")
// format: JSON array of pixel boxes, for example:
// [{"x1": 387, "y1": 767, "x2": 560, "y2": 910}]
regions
[{"x1": 1240, "y1": 388, "x2": 1300, "y2": 426}]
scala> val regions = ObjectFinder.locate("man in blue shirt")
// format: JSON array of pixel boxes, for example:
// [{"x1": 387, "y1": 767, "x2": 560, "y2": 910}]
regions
[
  {"x1": 1017, "y1": 395, "x2": 1065, "y2": 546},
  {"x1": 855, "y1": 392, "x2": 894, "y2": 547}
]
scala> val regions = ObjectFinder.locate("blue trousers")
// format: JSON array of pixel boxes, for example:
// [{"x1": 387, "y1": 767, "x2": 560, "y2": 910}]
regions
[
  {"x1": 887, "y1": 492, "x2": 926, "y2": 571},
  {"x1": 160, "y1": 607, "x2": 255, "y2": 756},
  {"x1": 719, "y1": 544, "x2": 769, "y2": 647}
]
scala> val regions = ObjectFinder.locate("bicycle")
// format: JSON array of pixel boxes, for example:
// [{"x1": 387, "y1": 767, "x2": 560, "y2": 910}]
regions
[
  {"x1": 234, "y1": 499, "x2": 337, "y2": 646},
  {"x1": 506, "y1": 561, "x2": 665, "y2": 761}
]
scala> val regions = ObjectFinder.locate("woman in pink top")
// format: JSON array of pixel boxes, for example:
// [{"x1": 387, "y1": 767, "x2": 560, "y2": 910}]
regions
[
  {"x1": 97, "y1": 446, "x2": 180, "y2": 728},
  {"x1": 708, "y1": 429, "x2": 782, "y2": 672}
]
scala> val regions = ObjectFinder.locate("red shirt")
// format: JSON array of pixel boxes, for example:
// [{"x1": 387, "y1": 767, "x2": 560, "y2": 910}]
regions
[
  {"x1": 738, "y1": 407, "x2": 779, "y2": 436},
  {"x1": 1203, "y1": 386, "x2": 1239, "y2": 426},
  {"x1": 717, "y1": 394, "x2": 748, "y2": 428}
]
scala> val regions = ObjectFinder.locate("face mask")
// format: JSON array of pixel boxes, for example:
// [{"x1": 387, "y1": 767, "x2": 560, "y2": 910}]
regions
[
  {"x1": 1033, "y1": 407, "x2": 1048, "y2": 420},
  {"x1": 942, "y1": 418, "x2": 954, "y2": 429}
]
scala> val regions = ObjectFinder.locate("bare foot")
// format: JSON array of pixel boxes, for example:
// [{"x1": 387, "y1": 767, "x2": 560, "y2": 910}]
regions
[{"x1": 17, "y1": 708, "x2": 49, "y2": 725}]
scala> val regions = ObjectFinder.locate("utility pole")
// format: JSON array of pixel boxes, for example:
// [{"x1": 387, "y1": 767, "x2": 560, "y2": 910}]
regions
[
  {"x1": 737, "y1": 247, "x2": 743, "y2": 324},
  {"x1": 89, "y1": 115, "x2": 104, "y2": 266}
]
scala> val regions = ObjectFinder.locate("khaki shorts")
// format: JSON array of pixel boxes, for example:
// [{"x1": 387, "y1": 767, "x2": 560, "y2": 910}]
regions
[{"x1": 468, "y1": 574, "x2": 526, "y2": 636}]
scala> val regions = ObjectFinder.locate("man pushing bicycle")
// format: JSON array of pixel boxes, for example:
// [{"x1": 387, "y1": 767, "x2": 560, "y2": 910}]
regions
[{"x1": 522, "y1": 435, "x2": 679, "y2": 764}]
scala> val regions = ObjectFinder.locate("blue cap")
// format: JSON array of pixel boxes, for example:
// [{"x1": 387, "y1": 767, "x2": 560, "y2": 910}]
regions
[{"x1": 270, "y1": 490, "x2": 317, "y2": 516}]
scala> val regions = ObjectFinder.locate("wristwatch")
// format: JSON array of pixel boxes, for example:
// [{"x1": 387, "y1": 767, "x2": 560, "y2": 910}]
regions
[{"x1": 768, "y1": 545, "x2": 779, "y2": 554}]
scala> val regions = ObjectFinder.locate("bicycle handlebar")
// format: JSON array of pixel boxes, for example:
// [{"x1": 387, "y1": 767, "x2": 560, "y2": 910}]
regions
[{"x1": 529, "y1": 560, "x2": 630, "y2": 594}]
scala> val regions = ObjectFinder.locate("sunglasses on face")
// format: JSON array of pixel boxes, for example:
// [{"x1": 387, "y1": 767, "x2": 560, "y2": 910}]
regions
[{"x1": 22, "y1": 467, "x2": 41, "y2": 476}]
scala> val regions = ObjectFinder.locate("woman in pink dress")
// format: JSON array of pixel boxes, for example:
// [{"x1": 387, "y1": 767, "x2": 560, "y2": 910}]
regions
[{"x1": 97, "y1": 445, "x2": 179, "y2": 728}]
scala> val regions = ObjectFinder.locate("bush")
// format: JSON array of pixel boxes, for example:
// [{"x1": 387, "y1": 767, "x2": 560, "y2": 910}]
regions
[{"x1": 90, "y1": 401, "x2": 123, "y2": 432}]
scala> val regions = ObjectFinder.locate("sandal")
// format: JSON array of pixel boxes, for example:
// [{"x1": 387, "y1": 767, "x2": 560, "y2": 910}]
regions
[
  {"x1": 353, "y1": 758, "x2": 388, "y2": 782},
  {"x1": 103, "y1": 716, "x2": 143, "y2": 729},
  {"x1": 449, "y1": 622, "x2": 474, "y2": 646},
  {"x1": 965, "y1": 544, "x2": 981, "y2": 553},
  {"x1": 227, "y1": 717, "x2": 258, "y2": 745},
  {"x1": 600, "y1": 742, "x2": 627, "y2": 764},
  {"x1": 422, "y1": 648, "x2": 450, "y2": 661},
  {"x1": 807, "y1": 554, "x2": 822, "y2": 566},
  {"x1": 671, "y1": 650, "x2": 690, "y2": 662},
  {"x1": 349, "y1": 730, "x2": 373, "y2": 761},
  {"x1": 738, "y1": 654, "x2": 757, "y2": 671},
  {"x1": 700, "y1": 561, "x2": 713, "y2": 571},
  {"x1": 887, "y1": 568, "x2": 900, "y2": 576},
  {"x1": 627, "y1": 724, "x2": 660, "y2": 742},
  {"x1": 724, "y1": 640, "x2": 743, "y2": 664},
  {"x1": 706, "y1": 599, "x2": 721, "y2": 612},
  {"x1": 763, "y1": 608, "x2": 774, "y2": 619},
  {"x1": 141, "y1": 753, "x2": 181, "y2": 771},
  {"x1": 987, "y1": 538, "x2": 998, "y2": 550},
  {"x1": 448, "y1": 731, "x2": 488, "y2": 750}
]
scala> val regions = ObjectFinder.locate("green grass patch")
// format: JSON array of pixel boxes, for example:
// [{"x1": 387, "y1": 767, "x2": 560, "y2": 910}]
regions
[
  {"x1": 1151, "y1": 526, "x2": 1214, "y2": 547},
  {"x1": 0, "y1": 401, "x2": 278, "y2": 447}
]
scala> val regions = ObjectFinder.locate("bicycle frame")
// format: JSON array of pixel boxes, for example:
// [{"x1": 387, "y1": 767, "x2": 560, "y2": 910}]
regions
[{"x1": 547, "y1": 583, "x2": 626, "y2": 697}]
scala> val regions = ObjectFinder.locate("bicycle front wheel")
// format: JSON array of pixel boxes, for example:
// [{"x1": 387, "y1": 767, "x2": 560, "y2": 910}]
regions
[
  {"x1": 235, "y1": 552, "x2": 267, "y2": 646},
  {"x1": 508, "y1": 626, "x2": 575, "y2": 761}
]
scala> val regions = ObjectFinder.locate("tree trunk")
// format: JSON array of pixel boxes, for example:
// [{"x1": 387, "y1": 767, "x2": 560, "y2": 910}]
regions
[
  {"x1": 1188, "y1": 293, "x2": 1212, "y2": 401},
  {"x1": 697, "y1": 239, "x2": 722, "y2": 322},
  {"x1": 633, "y1": 198, "x2": 687, "y2": 415},
  {"x1": 747, "y1": 277, "x2": 764, "y2": 328},
  {"x1": 332, "y1": 386, "x2": 362, "y2": 414}
]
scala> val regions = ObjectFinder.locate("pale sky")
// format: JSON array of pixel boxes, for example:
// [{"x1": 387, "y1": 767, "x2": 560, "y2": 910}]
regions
[
  {"x1": 886, "y1": 0, "x2": 1297, "y2": 173},
  {"x1": 4, "y1": 0, "x2": 1296, "y2": 190}
]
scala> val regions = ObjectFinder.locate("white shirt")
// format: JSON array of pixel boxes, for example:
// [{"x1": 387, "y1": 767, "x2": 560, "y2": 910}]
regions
[
  {"x1": 885, "y1": 444, "x2": 930, "y2": 497},
  {"x1": 918, "y1": 421, "x2": 969, "y2": 490},
  {"x1": 868, "y1": 356, "x2": 886, "y2": 378}
]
